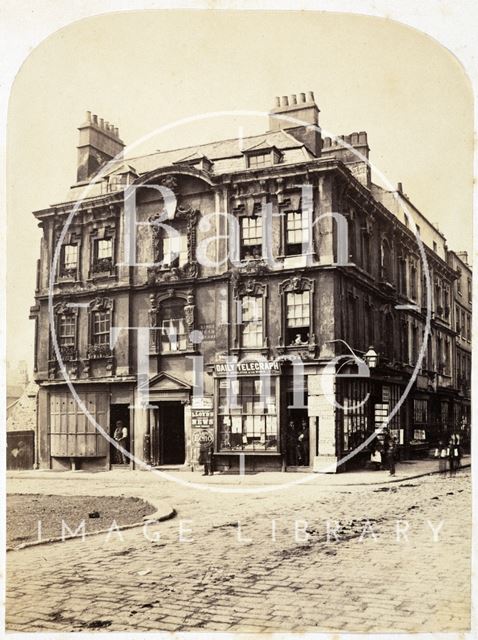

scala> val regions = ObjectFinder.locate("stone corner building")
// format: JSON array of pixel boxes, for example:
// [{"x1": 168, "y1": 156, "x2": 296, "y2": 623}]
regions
[{"x1": 30, "y1": 92, "x2": 472, "y2": 472}]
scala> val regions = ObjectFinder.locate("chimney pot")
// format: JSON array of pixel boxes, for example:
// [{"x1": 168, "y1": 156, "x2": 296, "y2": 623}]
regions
[
  {"x1": 290, "y1": 94, "x2": 297, "y2": 105},
  {"x1": 281, "y1": 95, "x2": 289, "y2": 107},
  {"x1": 77, "y1": 113, "x2": 125, "y2": 183},
  {"x1": 299, "y1": 92, "x2": 306, "y2": 103},
  {"x1": 358, "y1": 131, "x2": 367, "y2": 144},
  {"x1": 397, "y1": 182, "x2": 403, "y2": 193},
  {"x1": 307, "y1": 90, "x2": 315, "y2": 102},
  {"x1": 274, "y1": 96, "x2": 280, "y2": 107}
]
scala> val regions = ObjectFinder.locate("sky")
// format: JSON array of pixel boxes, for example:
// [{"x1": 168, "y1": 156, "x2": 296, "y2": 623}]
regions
[{"x1": 7, "y1": 9, "x2": 473, "y2": 372}]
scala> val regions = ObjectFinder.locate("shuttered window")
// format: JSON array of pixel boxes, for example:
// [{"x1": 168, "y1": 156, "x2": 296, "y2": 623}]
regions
[{"x1": 49, "y1": 392, "x2": 109, "y2": 458}]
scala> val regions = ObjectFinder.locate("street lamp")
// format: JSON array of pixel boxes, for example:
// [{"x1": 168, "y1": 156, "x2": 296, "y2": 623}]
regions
[{"x1": 364, "y1": 346, "x2": 378, "y2": 369}]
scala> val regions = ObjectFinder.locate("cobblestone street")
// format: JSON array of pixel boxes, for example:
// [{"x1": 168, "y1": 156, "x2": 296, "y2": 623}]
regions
[{"x1": 6, "y1": 469, "x2": 471, "y2": 633}]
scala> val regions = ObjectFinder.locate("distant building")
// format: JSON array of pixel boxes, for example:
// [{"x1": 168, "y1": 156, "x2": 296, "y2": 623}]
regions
[
  {"x1": 7, "y1": 379, "x2": 37, "y2": 471},
  {"x1": 7, "y1": 360, "x2": 29, "y2": 417},
  {"x1": 30, "y1": 92, "x2": 472, "y2": 472},
  {"x1": 7, "y1": 381, "x2": 38, "y2": 432},
  {"x1": 448, "y1": 250, "x2": 472, "y2": 447}
]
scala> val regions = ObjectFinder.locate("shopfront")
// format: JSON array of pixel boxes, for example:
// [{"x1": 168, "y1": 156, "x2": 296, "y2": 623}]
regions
[
  {"x1": 214, "y1": 359, "x2": 283, "y2": 471},
  {"x1": 335, "y1": 376, "x2": 408, "y2": 469}
]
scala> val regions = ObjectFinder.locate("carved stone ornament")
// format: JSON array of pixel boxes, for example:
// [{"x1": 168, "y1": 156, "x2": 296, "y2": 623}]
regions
[
  {"x1": 54, "y1": 301, "x2": 77, "y2": 316},
  {"x1": 147, "y1": 203, "x2": 200, "y2": 284},
  {"x1": 160, "y1": 175, "x2": 178, "y2": 192},
  {"x1": 184, "y1": 298, "x2": 195, "y2": 329},
  {"x1": 91, "y1": 257, "x2": 113, "y2": 275},
  {"x1": 90, "y1": 297, "x2": 113, "y2": 311},
  {"x1": 230, "y1": 270, "x2": 267, "y2": 298},
  {"x1": 87, "y1": 343, "x2": 113, "y2": 359},
  {"x1": 147, "y1": 261, "x2": 199, "y2": 284},
  {"x1": 240, "y1": 257, "x2": 270, "y2": 276},
  {"x1": 279, "y1": 273, "x2": 313, "y2": 294}
]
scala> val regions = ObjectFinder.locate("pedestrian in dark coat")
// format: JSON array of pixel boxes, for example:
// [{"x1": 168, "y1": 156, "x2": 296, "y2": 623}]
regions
[
  {"x1": 448, "y1": 436, "x2": 459, "y2": 477},
  {"x1": 199, "y1": 440, "x2": 214, "y2": 476},
  {"x1": 287, "y1": 420, "x2": 297, "y2": 466},
  {"x1": 387, "y1": 437, "x2": 398, "y2": 476},
  {"x1": 296, "y1": 420, "x2": 309, "y2": 467}
]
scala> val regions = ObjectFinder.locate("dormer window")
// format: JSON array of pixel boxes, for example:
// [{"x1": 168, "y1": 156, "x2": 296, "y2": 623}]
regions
[
  {"x1": 248, "y1": 153, "x2": 271, "y2": 169},
  {"x1": 108, "y1": 175, "x2": 126, "y2": 192},
  {"x1": 103, "y1": 164, "x2": 138, "y2": 193},
  {"x1": 243, "y1": 141, "x2": 282, "y2": 169},
  {"x1": 173, "y1": 151, "x2": 213, "y2": 173}
]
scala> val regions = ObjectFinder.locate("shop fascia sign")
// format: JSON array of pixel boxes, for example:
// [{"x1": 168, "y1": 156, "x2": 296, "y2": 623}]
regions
[{"x1": 214, "y1": 360, "x2": 281, "y2": 376}]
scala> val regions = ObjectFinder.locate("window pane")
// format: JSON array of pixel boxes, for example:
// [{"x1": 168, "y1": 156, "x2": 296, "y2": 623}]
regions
[
  {"x1": 159, "y1": 302, "x2": 187, "y2": 352},
  {"x1": 59, "y1": 315, "x2": 75, "y2": 347},
  {"x1": 97, "y1": 239, "x2": 112, "y2": 259},
  {"x1": 248, "y1": 153, "x2": 270, "y2": 168},
  {"x1": 63, "y1": 245, "x2": 78, "y2": 269},
  {"x1": 241, "y1": 296, "x2": 263, "y2": 347},
  {"x1": 241, "y1": 216, "x2": 262, "y2": 245},
  {"x1": 218, "y1": 377, "x2": 277, "y2": 452},
  {"x1": 286, "y1": 292, "x2": 310, "y2": 327},
  {"x1": 92, "y1": 310, "x2": 110, "y2": 345},
  {"x1": 286, "y1": 211, "x2": 309, "y2": 246},
  {"x1": 163, "y1": 233, "x2": 187, "y2": 267}
]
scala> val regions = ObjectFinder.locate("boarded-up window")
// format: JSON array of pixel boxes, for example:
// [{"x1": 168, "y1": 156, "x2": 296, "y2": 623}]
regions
[{"x1": 49, "y1": 392, "x2": 109, "y2": 457}]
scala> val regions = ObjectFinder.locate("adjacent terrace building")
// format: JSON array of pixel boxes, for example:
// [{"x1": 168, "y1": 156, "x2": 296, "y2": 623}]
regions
[{"x1": 30, "y1": 92, "x2": 472, "y2": 472}]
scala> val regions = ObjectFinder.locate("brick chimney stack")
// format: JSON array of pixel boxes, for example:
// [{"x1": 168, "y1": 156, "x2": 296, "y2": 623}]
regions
[
  {"x1": 269, "y1": 91, "x2": 321, "y2": 157},
  {"x1": 76, "y1": 111, "x2": 125, "y2": 183}
]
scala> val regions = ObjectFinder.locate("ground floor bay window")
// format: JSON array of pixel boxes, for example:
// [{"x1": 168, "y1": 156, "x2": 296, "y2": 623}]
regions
[
  {"x1": 335, "y1": 379, "x2": 408, "y2": 466},
  {"x1": 217, "y1": 376, "x2": 279, "y2": 452},
  {"x1": 336, "y1": 379, "x2": 372, "y2": 455}
]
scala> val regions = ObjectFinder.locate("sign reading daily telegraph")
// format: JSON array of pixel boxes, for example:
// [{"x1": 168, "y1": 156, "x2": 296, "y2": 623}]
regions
[{"x1": 214, "y1": 360, "x2": 281, "y2": 376}]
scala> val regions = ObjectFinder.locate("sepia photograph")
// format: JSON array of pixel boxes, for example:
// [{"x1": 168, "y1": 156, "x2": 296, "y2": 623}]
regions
[{"x1": 3, "y1": 2, "x2": 475, "y2": 637}]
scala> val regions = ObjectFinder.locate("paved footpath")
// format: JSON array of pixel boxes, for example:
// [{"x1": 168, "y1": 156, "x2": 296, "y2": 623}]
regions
[{"x1": 6, "y1": 467, "x2": 472, "y2": 634}]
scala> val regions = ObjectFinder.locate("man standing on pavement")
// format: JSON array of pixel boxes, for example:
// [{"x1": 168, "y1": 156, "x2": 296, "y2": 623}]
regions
[
  {"x1": 387, "y1": 437, "x2": 398, "y2": 476},
  {"x1": 199, "y1": 438, "x2": 214, "y2": 476},
  {"x1": 113, "y1": 420, "x2": 129, "y2": 464}
]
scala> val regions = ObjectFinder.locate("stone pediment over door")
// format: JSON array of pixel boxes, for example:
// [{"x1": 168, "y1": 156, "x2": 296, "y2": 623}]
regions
[{"x1": 144, "y1": 372, "x2": 191, "y2": 402}]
